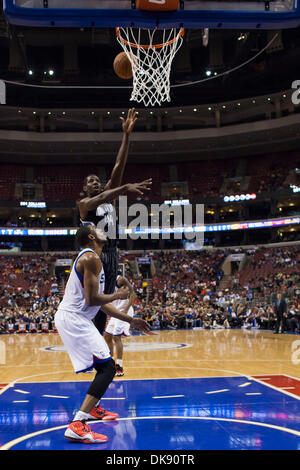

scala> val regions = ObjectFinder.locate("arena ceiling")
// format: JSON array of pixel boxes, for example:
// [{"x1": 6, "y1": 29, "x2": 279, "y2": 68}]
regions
[{"x1": 0, "y1": 110, "x2": 299, "y2": 164}]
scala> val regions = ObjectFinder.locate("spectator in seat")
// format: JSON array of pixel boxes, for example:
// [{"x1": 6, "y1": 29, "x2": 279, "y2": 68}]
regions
[
  {"x1": 0, "y1": 319, "x2": 7, "y2": 334},
  {"x1": 7, "y1": 322, "x2": 15, "y2": 334},
  {"x1": 203, "y1": 315, "x2": 212, "y2": 329},
  {"x1": 17, "y1": 319, "x2": 27, "y2": 334},
  {"x1": 185, "y1": 309, "x2": 194, "y2": 329},
  {"x1": 193, "y1": 309, "x2": 202, "y2": 328},
  {"x1": 176, "y1": 309, "x2": 186, "y2": 329},
  {"x1": 286, "y1": 307, "x2": 300, "y2": 333},
  {"x1": 41, "y1": 321, "x2": 49, "y2": 333}
]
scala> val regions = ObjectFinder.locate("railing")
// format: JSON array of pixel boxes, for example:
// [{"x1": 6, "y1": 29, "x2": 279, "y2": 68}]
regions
[{"x1": 231, "y1": 286, "x2": 299, "y2": 308}]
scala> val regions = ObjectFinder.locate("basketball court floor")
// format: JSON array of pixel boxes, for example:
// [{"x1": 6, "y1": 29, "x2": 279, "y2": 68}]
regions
[{"x1": 0, "y1": 328, "x2": 299, "y2": 450}]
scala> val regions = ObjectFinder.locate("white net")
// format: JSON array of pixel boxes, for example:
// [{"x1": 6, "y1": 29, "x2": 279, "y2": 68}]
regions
[{"x1": 116, "y1": 27, "x2": 184, "y2": 107}]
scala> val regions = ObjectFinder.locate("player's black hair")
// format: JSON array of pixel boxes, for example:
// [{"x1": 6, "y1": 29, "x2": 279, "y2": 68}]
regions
[
  {"x1": 83, "y1": 174, "x2": 100, "y2": 187},
  {"x1": 75, "y1": 225, "x2": 93, "y2": 247}
]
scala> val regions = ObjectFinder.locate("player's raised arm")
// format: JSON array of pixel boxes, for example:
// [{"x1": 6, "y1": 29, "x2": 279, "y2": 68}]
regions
[
  {"x1": 78, "y1": 179, "x2": 152, "y2": 218},
  {"x1": 104, "y1": 108, "x2": 138, "y2": 191}
]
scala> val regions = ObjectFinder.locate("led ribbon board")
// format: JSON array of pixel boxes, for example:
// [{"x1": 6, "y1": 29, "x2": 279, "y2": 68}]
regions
[{"x1": 0, "y1": 216, "x2": 298, "y2": 236}]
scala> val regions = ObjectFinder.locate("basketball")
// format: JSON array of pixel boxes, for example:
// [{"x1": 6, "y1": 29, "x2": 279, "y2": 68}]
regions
[{"x1": 113, "y1": 52, "x2": 133, "y2": 80}]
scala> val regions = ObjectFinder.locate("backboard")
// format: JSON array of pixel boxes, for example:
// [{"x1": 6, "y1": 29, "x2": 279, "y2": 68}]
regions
[{"x1": 3, "y1": 0, "x2": 300, "y2": 29}]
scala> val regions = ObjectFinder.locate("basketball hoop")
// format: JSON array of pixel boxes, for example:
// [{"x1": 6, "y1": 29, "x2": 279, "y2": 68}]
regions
[{"x1": 116, "y1": 27, "x2": 184, "y2": 107}]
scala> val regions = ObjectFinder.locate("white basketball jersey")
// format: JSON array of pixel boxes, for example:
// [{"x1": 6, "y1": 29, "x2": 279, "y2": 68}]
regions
[{"x1": 58, "y1": 248, "x2": 105, "y2": 320}]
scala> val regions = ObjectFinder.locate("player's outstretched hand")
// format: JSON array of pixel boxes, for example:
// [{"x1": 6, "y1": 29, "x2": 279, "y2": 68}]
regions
[
  {"x1": 121, "y1": 108, "x2": 138, "y2": 134},
  {"x1": 131, "y1": 318, "x2": 151, "y2": 333},
  {"x1": 125, "y1": 179, "x2": 152, "y2": 197},
  {"x1": 115, "y1": 286, "x2": 130, "y2": 300}
]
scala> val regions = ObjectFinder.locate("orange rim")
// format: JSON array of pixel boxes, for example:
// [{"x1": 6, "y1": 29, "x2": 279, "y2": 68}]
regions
[{"x1": 116, "y1": 27, "x2": 184, "y2": 50}]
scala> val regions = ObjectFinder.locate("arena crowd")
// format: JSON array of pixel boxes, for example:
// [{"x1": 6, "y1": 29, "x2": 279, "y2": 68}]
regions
[{"x1": 0, "y1": 245, "x2": 300, "y2": 335}]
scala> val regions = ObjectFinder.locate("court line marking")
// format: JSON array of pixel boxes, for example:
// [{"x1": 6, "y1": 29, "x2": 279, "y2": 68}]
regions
[
  {"x1": 3, "y1": 372, "x2": 298, "y2": 403},
  {"x1": 238, "y1": 382, "x2": 252, "y2": 387},
  {"x1": 14, "y1": 389, "x2": 30, "y2": 394},
  {"x1": 0, "y1": 370, "x2": 77, "y2": 396},
  {"x1": 2, "y1": 370, "x2": 298, "y2": 396},
  {"x1": 0, "y1": 367, "x2": 253, "y2": 390},
  {"x1": 1, "y1": 415, "x2": 300, "y2": 450},
  {"x1": 152, "y1": 395, "x2": 185, "y2": 399},
  {"x1": 250, "y1": 376, "x2": 300, "y2": 401},
  {"x1": 42, "y1": 395, "x2": 69, "y2": 399},
  {"x1": 0, "y1": 384, "x2": 13, "y2": 396},
  {"x1": 283, "y1": 374, "x2": 300, "y2": 381},
  {"x1": 2, "y1": 358, "x2": 298, "y2": 367},
  {"x1": 245, "y1": 393, "x2": 262, "y2": 396},
  {"x1": 205, "y1": 389, "x2": 230, "y2": 394},
  {"x1": 100, "y1": 397, "x2": 126, "y2": 400},
  {"x1": 12, "y1": 400, "x2": 29, "y2": 403}
]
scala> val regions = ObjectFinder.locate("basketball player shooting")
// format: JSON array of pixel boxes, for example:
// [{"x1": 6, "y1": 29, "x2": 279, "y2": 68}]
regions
[
  {"x1": 77, "y1": 109, "x2": 151, "y2": 420},
  {"x1": 55, "y1": 225, "x2": 150, "y2": 444},
  {"x1": 78, "y1": 108, "x2": 152, "y2": 336}
]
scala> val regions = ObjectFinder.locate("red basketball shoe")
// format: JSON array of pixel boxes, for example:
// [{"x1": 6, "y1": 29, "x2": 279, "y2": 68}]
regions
[
  {"x1": 88, "y1": 405, "x2": 119, "y2": 421},
  {"x1": 64, "y1": 420, "x2": 108, "y2": 444},
  {"x1": 115, "y1": 364, "x2": 124, "y2": 376}
]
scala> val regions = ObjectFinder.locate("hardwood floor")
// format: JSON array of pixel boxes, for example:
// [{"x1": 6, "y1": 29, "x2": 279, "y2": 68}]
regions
[{"x1": 1, "y1": 328, "x2": 299, "y2": 384}]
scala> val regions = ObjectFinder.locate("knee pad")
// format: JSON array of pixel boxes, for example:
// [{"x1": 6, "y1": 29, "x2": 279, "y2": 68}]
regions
[{"x1": 87, "y1": 358, "x2": 116, "y2": 400}]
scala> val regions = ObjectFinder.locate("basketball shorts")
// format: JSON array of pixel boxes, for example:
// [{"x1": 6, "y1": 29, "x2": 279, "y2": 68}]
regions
[
  {"x1": 101, "y1": 249, "x2": 118, "y2": 295},
  {"x1": 55, "y1": 309, "x2": 111, "y2": 374},
  {"x1": 105, "y1": 306, "x2": 134, "y2": 337},
  {"x1": 93, "y1": 249, "x2": 118, "y2": 335}
]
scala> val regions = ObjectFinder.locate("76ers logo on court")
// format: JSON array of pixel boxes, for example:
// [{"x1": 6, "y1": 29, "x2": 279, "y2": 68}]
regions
[
  {"x1": 137, "y1": 0, "x2": 179, "y2": 11},
  {"x1": 291, "y1": 340, "x2": 300, "y2": 365}
]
